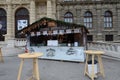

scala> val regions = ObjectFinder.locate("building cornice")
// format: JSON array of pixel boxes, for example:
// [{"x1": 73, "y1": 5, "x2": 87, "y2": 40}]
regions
[{"x1": 58, "y1": 1, "x2": 119, "y2": 6}]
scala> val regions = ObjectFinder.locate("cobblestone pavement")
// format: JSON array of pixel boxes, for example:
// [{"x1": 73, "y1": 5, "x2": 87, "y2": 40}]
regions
[{"x1": 0, "y1": 56, "x2": 120, "y2": 80}]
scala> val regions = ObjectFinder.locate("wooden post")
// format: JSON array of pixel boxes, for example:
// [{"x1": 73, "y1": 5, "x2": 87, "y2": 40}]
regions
[{"x1": 0, "y1": 48, "x2": 4, "y2": 63}]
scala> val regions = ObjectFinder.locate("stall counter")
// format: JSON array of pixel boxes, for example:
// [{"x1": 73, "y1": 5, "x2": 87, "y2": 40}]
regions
[{"x1": 31, "y1": 46, "x2": 85, "y2": 62}]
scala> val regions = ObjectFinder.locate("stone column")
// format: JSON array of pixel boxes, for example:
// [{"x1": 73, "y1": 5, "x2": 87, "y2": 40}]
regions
[
  {"x1": 56, "y1": 3, "x2": 61, "y2": 19},
  {"x1": 30, "y1": 0, "x2": 36, "y2": 24},
  {"x1": 6, "y1": 3, "x2": 12, "y2": 40},
  {"x1": 47, "y1": 0, "x2": 52, "y2": 18},
  {"x1": 52, "y1": 0, "x2": 56, "y2": 19},
  {"x1": 5, "y1": 1, "x2": 15, "y2": 47}
]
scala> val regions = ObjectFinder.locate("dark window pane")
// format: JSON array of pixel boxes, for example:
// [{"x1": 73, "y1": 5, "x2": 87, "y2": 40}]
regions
[
  {"x1": 0, "y1": 8, "x2": 7, "y2": 41},
  {"x1": 105, "y1": 35, "x2": 113, "y2": 41},
  {"x1": 87, "y1": 35, "x2": 93, "y2": 42},
  {"x1": 0, "y1": 35, "x2": 5, "y2": 41}
]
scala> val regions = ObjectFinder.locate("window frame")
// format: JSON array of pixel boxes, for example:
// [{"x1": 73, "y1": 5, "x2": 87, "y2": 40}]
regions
[
  {"x1": 104, "y1": 11, "x2": 113, "y2": 28},
  {"x1": 64, "y1": 12, "x2": 73, "y2": 23},
  {"x1": 15, "y1": 8, "x2": 29, "y2": 38},
  {"x1": 84, "y1": 11, "x2": 93, "y2": 28}
]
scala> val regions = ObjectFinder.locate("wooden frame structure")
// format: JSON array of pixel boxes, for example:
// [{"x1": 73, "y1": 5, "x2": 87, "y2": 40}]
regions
[{"x1": 18, "y1": 17, "x2": 89, "y2": 47}]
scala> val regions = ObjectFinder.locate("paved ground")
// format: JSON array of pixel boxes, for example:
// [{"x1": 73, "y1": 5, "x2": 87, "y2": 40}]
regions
[{"x1": 0, "y1": 56, "x2": 120, "y2": 80}]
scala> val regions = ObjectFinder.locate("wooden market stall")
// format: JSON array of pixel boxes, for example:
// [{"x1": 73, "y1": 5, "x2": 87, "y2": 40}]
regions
[{"x1": 18, "y1": 17, "x2": 89, "y2": 62}]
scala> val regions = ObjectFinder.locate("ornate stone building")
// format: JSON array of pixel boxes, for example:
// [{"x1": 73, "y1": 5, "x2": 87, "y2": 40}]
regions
[
  {"x1": 57, "y1": 0, "x2": 120, "y2": 42},
  {"x1": 0, "y1": 0, "x2": 56, "y2": 46},
  {"x1": 0, "y1": 0, "x2": 120, "y2": 46}
]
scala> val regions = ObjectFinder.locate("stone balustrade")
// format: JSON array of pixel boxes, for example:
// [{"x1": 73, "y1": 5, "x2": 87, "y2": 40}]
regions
[
  {"x1": 87, "y1": 41, "x2": 120, "y2": 58},
  {"x1": 14, "y1": 38, "x2": 27, "y2": 47}
]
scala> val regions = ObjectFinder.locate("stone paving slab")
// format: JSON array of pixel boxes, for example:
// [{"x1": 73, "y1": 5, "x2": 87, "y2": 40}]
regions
[{"x1": 0, "y1": 56, "x2": 120, "y2": 80}]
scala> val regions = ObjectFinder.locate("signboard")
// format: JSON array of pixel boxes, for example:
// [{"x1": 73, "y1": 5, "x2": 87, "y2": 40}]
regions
[
  {"x1": 43, "y1": 31, "x2": 48, "y2": 35},
  {"x1": 31, "y1": 32, "x2": 35, "y2": 36},
  {"x1": 53, "y1": 30, "x2": 58, "y2": 35},
  {"x1": 29, "y1": 28, "x2": 82, "y2": 36},
  {"x1": 31, "y1": 46, "x2": 85, "y2": 62},
  {"x1": 17, "y1": 20, "x2": 28, "y2": 30},
  {"x1": 66, "y1": 29, "x2": 72, "y2": 34},
  {"x1": 47, "y1": 40, "x2": 58, "y2": 46},
  {"x1": 59, "y1": 30, "x2": 64, "y2": 34},
  {"x1": 36, "y1": 32, "x2": 41, "y2": 36}
]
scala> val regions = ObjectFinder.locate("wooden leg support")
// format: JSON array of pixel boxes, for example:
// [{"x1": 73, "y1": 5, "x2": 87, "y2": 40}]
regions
[
  {"x1": 17, "y1": 58, "x2": 40, "y2": 80},
  {"x1": 84, "y1": 54, "x2": 105, "y2": 80},
  {"x1": 91, "y1": 54, "x2": 95, "y2": 80},
  {"x1": 33, "y1": 58, "x2": 40, "y2": 80},
  {"x1": 84, "y1": 54, "x2": 88, "y2": 76},
  {"x1": 0, "y1": 48, "x2": 4, "y2": 63},
  {"x1": 17, "y1": 59, "x2": 24, "y2": 80},
  {"x1": 97, "y1": 55, "x2": 105, "y2": 77}
]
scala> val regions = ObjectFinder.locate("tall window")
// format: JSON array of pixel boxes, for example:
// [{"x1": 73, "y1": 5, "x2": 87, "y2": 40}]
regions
[
  {"x1": 84, "y1": 11, "x2": 93, "y2": 28},
  {"x1": 15, "y1": 8, "x2": 29, "y2": 38},
  {"x1": 64, "y1": 12, "x2": 73, "y2": 23},
  {"x1": 0, "y1": 8, "x2": 7, "y2": 41},
  {"x1": 104, "y1": 11, "x2": 113, "y2": 28},
  {"x1": 0, "y1": 8, "x2": 7, "y2": 34}
]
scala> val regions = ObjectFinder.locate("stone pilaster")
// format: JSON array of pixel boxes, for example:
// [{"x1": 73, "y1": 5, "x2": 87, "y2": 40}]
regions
[
  {"x1": 30, "y1": 0, "x2": 36, "y2": 24},
  {"x1": 47, "y1": 0, "x2": 52, "y2": 18},
  {"x1": 96, "y1": 8, "x2": 103, "y2": 41},
  {"x1": 5, "y1": 3, "x2": 12, "y2": 40},
  {"x1": 117, "y1": 5, "x2": 120, "y2": 36},
  {"x1": 52, "y1": 0, "x2": 56, "y2": 19}
]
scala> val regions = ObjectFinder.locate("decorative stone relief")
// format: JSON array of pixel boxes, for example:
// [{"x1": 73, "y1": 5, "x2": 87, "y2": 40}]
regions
[{"x1": 12, "y1": 4, "x2": 18, "y2": 9}]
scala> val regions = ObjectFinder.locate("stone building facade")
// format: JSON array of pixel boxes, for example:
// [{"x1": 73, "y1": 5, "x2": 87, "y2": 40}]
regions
[
  {"x1": 57, "y1": 0, "x2": 120, "y2": 42},
  {"x1": 0, "y1": 0, "x2": 56, "y2": 45},
  {"x1": 0, "y1": 0, "x2": 120, "y2": 46}
]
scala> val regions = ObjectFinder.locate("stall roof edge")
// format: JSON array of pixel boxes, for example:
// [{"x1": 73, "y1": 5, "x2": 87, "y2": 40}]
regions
[{"x1": 17, "y1": 17, "x2": 89, "y2": 34}]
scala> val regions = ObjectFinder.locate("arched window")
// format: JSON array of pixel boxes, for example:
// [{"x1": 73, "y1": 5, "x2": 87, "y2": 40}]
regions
[
  {"x1": 64, "y1": 12, "x2": 73, "y2": 23},
  {"x1": 84, "y1": 11, "x2": 93, "y2": 28},
  {"x1": 0, "y1": 8, "x2": 7, "y2": 41},
  {"x1": 0, "y1": 8, "x2": 7, "y2": 34},
  {"x1": 15, "y1": 8, "x2": 29, "y2": 38},
  {"x1": 104, "y1": 11, "x2": 113, "y2": 28}
]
